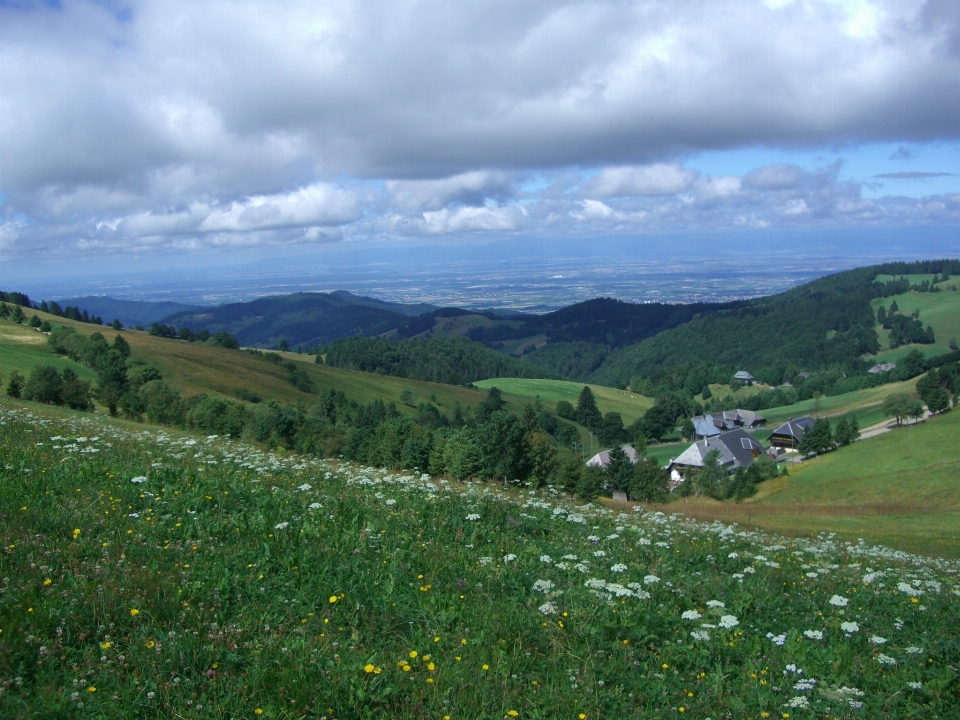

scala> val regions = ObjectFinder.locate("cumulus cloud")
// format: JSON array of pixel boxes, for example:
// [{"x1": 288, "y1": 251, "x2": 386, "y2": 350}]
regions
[
  {"x1": 1, "y1": 0, "x2": 959, "y2": 256},
  {"x1": 387, "y1": 172, "x2": 516, "y2": 211},
  {"x1": 585, "y1": 164, "x2": 698, "y2": 197},
  {"x1": 421, "y1": 205, "x2": 528, "y2": 234}
]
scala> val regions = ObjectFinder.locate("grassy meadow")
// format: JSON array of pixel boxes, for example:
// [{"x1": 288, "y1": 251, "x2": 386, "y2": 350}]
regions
[
  {"x1": 2, "y1": 399, "x2": 958, "y2": 718},
  {"x1": 869, "y1": 283, "x2": 960, "y2": 361},
  {"x1": 473, "y1": 378, "x2": 653, "y2": 426},
  {"x1": 654, "y1": 409, "x2": 960, "y2": 558}
]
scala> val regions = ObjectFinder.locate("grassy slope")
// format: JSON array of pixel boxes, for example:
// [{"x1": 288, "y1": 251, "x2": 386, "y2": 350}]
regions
[
  {"x1": 0, "y1": 321, "x2": 100, "y2": 385},
  {"x1": 3, "y1": 400, "x2": 957, "y2": 718},
  {"x1": 869, "y1": 284, "x2": 960, "y2": 362},
  {"x1": 659, "y1": 409, "x2": 960, "y2": 557},
  {"x1": 472, "y1": 377, "x2": 653, "y2": 426},
  {"x1": 0, "y1": 312, "x2": 521, "y2": 418}
]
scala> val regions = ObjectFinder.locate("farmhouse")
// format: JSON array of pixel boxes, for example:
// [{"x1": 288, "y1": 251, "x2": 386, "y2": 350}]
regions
[
  {"x1": 768, "y1": 416, "x2": 815, "y2": 449},
  {"x1": 691, "y1": 409, "x2": 766, "y2": 439},
  {"x1": 586, "y1": 444, "x2": 639, "y2": 468},
  {"x1": 734, "y1": 370, "x2": 754, "y2": 381},
  {"x1": 668, "y1": 428, "x2": 765, "y2": 476}
]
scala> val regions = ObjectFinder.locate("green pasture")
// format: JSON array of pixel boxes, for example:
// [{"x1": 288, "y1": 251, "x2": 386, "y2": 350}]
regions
[
  {"x1": 1, "y1": 399, "x2": 957, "y2": 718},
  {"x1": 870, "y1": 286, "x2": 960, "y2": 356},
  {"x1": 664, "y1": 409, "x2": 960, "y2": 557},
  {"x1": 0, "y1": 320, "x2": 101, "y2": 385},
  {"x1": 474, "y1": 377, "x2": 653, "y2": 426},
  {"x1": 759, "y1": 408, "x2": 960, "y2": 508}
]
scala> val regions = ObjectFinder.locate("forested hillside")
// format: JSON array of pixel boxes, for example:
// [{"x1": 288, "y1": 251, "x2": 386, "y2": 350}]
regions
[
  {"x1": 470, "y1": 297, "x2": 740, "y2": 347},
  {"x1": 321, "y1": 336, "x2": 557, "y2": 384},
  {"x1": 589, "y1": 259, "x2": 960, "y2": 387},
  {"x1": 162, "y1": 291, "x2": 434, "y2": 349}
]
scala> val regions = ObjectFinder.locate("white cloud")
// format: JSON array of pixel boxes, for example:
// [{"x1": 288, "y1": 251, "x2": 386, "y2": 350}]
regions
[
  {"x1": 421, "y1": 205, "x2": 527, "y2": 234},
  {"x1": 387, "y1": 172, "x2": 515, "y2": 211},
  {"x1": 586, "y1": 164, "x2": 698, "y2": 197},
  {"x1": 0, "y1": 0, "x2": 958, "y2": 257}
]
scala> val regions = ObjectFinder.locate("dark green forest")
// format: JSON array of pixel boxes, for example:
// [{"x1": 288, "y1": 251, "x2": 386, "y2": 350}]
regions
[
  {"x1": 320, "y1": 336, "x2": 557, "y2": 384},
  {"x1": 587, "y1": 260, "x2": 960, "y2": 387}
]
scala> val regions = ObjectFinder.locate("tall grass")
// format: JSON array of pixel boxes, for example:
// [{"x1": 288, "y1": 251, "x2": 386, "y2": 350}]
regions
[{"x1": 1, "y1": 400, "x2": 957, "y2": 718}]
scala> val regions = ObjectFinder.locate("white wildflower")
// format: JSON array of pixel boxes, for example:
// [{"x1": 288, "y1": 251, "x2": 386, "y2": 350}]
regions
[
  {"x1": 787, "y1": 697, "x2": 809, "y2": 709},
  {"x1": 690, "y1": 629, "x2": 710, "y2": 642},
  {"x1": 907, "y1": 681, "x2": 923, "y2": 689},
  {"x1": 503, "y1": 554, "x2": 517, "y2": 563},
  {"x1": 478, "y1": 557, "x2": 493, "y2": 566},
  {"x1": 803, "y1": 630, "x2": 823, "y2": 640},
  {"x1": 905, "y1": 646, "x2": 924, "y2": 654},
  {"x1": 274, "y1": 522, "x2": 289, "y2": 530},
  {"x1": 706, "y1": 600, "x2": 725, "y2": 608},
  {"x1": 308, "y1": 503, "x2": 322, "y2": 510},
  {"x1": 681, "y1": 610, "x2": 702, "y2": 621},
  {"x1": 297, "y1": 483, "x2": 312, "y2": 492},
  {"x1": 643, "y1": 575, "x2": 660, "y2": 585},
  {"x1": 840, "y1": 621, "x2": 859, "y2": 634},
  {"x1": 718, "y1": 615, "x2": 739, "y2": 629},
  {"x1": 610, "y1": 563, "x2": 628, "y2": 573},
  {"x1": 897, "y1": 582, "x2": 921, "y2": 596},
  {"x1": 876, "y1": 654, "x2": 897, "y2": 666},
  {"x1": 540, "y1": 555, "x2": 552, "y2": 564},
  {"x1": 130, "y1": 476, "x2": 147, "y2": 484},
  {"x1": 869, "y1": 635, "x2": 887, "y2": 645},
  {"x1": 828, "y1": 595, "x2": 848, "y2": 607},
  {"x1": 385, "y1": 499, "x2": 397, "y2": 506},
  {"x1": 766, "y1": 633, "x2": 787, "y2": 646},
  {"x1": 538, "y1": 602, "x2": 557, "y2": 615},
  {"x1": 532, "y1": 579, "x2": 555, "y2": 593},
  {"x1": 465, "y1": 514, "x2": 480, "y2": 521}
]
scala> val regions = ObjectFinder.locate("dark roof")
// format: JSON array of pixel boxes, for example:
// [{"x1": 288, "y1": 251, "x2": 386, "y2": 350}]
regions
[
  {"x1": 715, "y1": 428, "x2": 764, "y2": 468},
  {"x1": 770, "y1": 416, "x2": 815, "y2": 440}
]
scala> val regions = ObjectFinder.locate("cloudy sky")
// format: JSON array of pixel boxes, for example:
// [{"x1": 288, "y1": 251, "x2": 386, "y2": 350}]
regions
[{"x1": 1, "y1": 0, "x2": 959, "y2": 288}]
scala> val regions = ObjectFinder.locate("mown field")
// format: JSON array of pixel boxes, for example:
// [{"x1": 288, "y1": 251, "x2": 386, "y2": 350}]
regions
[
  {"x1": 653, "y1": 409, "x2": 960, "y2": 558},
  {"x1": 473, "y1": 378, "x2": 653, "y2": 426},
  {"x1": 750, "y1": 378, "x2": 922, "y2": 437},
  {"x1": 0, "y1": 313, "x2": 525, "y2": 420},
  {"x1": 869, "y1": 282, "x2": 960, "y2": 362},
  {"x1": 1, "y1": 399, "x2": 958, "y2": 718}
]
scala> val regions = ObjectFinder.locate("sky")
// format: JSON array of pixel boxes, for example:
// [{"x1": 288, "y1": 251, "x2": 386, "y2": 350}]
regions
[{"x1": 1, "y1": 0, "x2": 959, "y2": 300}]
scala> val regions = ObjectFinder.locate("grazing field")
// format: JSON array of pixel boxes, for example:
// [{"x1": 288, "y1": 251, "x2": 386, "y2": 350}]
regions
[
  {"x1": 0, "y1": 322, "x2": 100, "y2": 386},
  {"x1": 1, "y1": 400, "x2": 958, "y2": 718},
  {"x1": 473, "y1": 377, "x2": 653, "y2": 426},
  {"x1": 755, "y1": 378, "x2": 921, "y2": 431},
  {"x1": 869, "y1": 286, "x2": 960, "y2": 359},
  {"x1": 0, "y1": 314, "x2": 508, "y2": 418},
  {"x1": 659, "y1": 410, "x2": 960, "y2": 558}
]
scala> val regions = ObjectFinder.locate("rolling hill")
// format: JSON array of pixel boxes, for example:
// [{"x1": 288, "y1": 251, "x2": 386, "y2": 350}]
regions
[
  {"x1": 55, "y1": 296, "x2": 205, "y2": 328},
  {"x1": 161, "y1": 291, "x2": 439, "y2": 349}
]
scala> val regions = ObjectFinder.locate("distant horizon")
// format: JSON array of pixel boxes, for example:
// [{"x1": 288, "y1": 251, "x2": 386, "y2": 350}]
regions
[{"x1": 10, "y1": 230, "x2": 958, "y2": 313}]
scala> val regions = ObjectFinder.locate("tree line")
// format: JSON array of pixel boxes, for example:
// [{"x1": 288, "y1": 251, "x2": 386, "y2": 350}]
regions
[{"x1": 320, "y1": 336, "x2": 557, "y2": 385}]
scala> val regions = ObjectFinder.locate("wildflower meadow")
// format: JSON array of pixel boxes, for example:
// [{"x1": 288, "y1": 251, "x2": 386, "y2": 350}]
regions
[{"x1": 0, "y1": 401, "x2": 958, "y2": 718}]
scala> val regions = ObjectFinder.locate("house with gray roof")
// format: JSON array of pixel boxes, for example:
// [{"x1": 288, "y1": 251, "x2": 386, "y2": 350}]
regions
[
  {"x1": 768, "y1": 416, "x2": 815, "y2": 449},
  {"x1": 668, "y1": 428, "x2": 765, "y2": 475},
  {"x1": 734, "y1": 370, "x2": 754, "y2": 381},
  {"x1": 586, "y1": 444, "x2": 639, "y2": 468},
  {"x1": 690, "y1": 409, "x2": 766, "y2": 439}
]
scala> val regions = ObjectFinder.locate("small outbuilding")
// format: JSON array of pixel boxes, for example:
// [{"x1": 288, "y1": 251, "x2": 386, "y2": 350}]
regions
[{"x1": 734, "y1": 370, "x2": 754, "y2": 381}]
